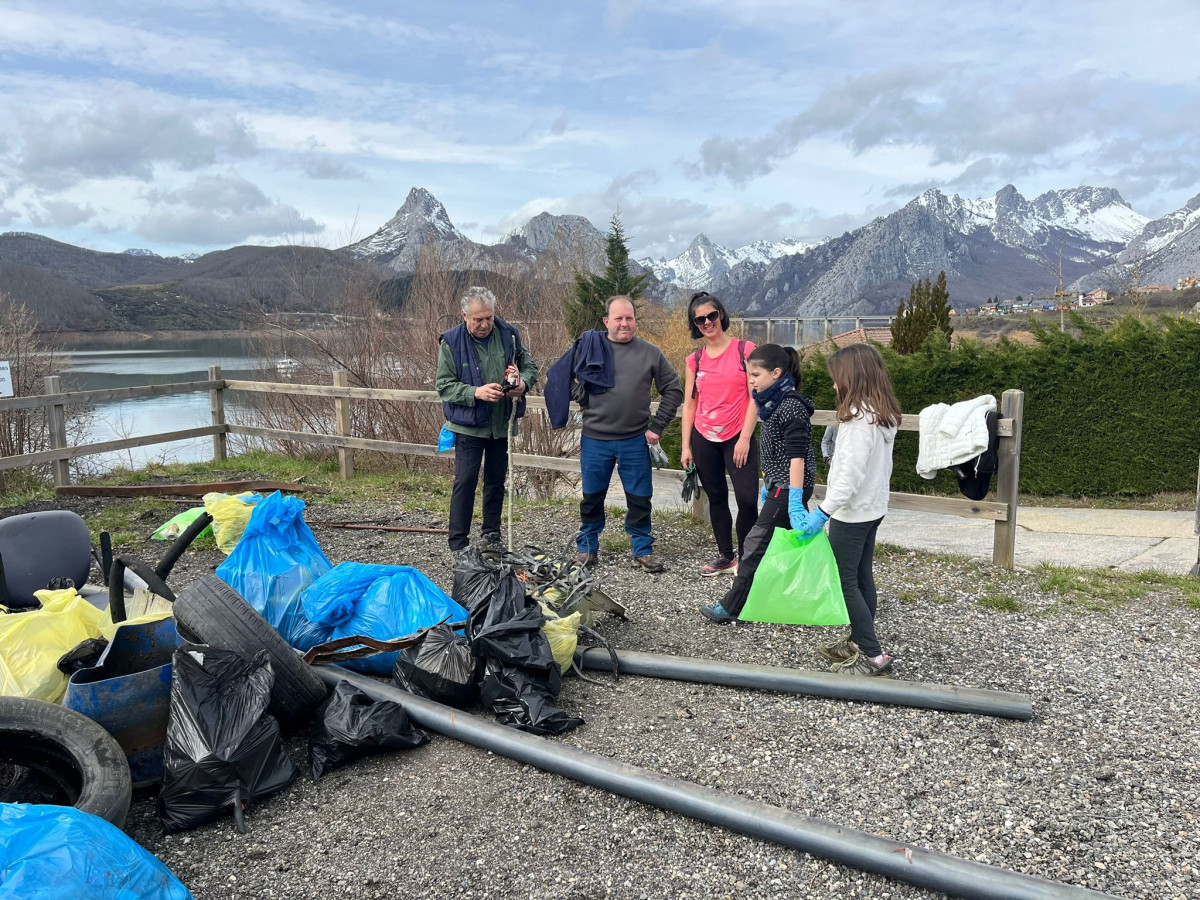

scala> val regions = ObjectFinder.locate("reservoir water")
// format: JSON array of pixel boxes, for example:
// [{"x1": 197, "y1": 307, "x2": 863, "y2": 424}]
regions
[{"x1": 59, "y1": 335, "x2": 266, "y2": 472}]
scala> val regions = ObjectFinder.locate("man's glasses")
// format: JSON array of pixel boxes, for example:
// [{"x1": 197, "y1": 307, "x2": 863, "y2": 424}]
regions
[{"x1": 693, "y1": 310, "x2": 721, "y2": 326}]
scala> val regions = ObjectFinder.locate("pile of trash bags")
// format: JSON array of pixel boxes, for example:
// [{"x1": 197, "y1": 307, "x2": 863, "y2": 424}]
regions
[
  {"x1": 213, "y1": 495, "x2": 587, "y2": 737},
  {"x1": 392, "y1": 547, "x2": 583, "y2": 736}
]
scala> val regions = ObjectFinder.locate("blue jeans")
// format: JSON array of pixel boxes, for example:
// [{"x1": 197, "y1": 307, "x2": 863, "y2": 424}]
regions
[{"x1": 577, "y1": 435, "x2": 654, "y2": 557}]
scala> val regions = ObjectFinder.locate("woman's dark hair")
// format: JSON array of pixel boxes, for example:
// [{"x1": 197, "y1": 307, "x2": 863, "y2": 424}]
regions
[
  {"x1": 747, "y1": 343, "x2": 802, "y2": 387},
  {"x1": 686, "y1": 291, "x2": 731, "y2": 339}
]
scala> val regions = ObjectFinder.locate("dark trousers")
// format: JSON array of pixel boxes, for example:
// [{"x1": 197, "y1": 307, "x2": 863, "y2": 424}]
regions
[
  {"x1": 720, "y1": 486, "x2": 804, "y2": 617},
  {"x1": 448, "y1": 435, "x2": 508, "y2": 551},
  {"x1": 691, "y1": 428, "x2": 760, "y2": 560},
  {"x1": 827, "y1": 516, "x2": 884, "y2": 657}
]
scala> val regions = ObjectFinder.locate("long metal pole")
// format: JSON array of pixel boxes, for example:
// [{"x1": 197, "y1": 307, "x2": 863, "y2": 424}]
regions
[
  {"x1": 577, "y1": 648, "x2": 1032, "y2": 720},
  {"x1": 317, "y1": 667, "x2": 1109, "y2": 900}
]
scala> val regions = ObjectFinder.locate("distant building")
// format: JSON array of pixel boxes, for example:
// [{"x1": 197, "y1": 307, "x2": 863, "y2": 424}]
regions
[
  {"x1": 1143, "y1": 284, "x2": 1172, "y2": 293},
  {"x1": 1177, "y1": 276, "x2": 1197, "y2": 290},
  {"x1": 1084, "y1": 288, "x2": 1109, "y2": 304}
]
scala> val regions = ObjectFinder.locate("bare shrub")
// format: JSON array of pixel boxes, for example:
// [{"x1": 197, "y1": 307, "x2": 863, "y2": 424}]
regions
[
  {"x1": 0, "y1": 291, "x2": 80, "y2": 493},
  {"x1": 241, "y1": 238, "x2": 588, "y2": 498}
]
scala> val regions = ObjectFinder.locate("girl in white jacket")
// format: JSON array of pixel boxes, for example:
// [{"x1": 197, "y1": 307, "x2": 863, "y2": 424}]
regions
[{"x1": 794, "y1": 344, "x2": 901, "y2": 676}]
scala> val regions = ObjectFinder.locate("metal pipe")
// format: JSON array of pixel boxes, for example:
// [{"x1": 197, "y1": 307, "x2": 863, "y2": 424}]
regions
[
  {"x1": 317, "y1": 666, "x2": 1108, "y2": 900},
  {"x1": 577, "y1": 648, "x2": 1033, "y2": 721}
]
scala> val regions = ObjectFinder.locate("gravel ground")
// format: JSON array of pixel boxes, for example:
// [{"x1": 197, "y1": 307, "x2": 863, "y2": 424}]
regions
[{"x1": 6, "y1": 493, "x2": 1200, "y2": 900}]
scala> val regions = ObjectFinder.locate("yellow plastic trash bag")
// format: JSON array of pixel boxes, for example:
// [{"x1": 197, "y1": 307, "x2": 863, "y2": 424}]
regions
[
  {"x1": 0, "y1": 588, "x2": 103, "y2": 702},
  {"x1": 202, "y1": 491, "x2": 262, "y2": 554},
  {"x1": 539, "y1": 604, "x2": 581, "y2": 674}
]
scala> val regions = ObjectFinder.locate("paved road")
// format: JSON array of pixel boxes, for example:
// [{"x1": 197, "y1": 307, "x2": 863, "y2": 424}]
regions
[{"x1": 637, "y1": 472, "x2": 1199, "y2": 575}]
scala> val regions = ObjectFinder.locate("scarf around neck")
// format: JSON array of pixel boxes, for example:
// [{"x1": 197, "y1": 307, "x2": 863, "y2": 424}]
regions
[{"x1": 752, "y1": 371, "x2": 795, "y2": 420}]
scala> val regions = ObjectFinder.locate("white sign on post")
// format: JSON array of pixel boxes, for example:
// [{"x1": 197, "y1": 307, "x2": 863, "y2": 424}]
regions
[{"x1": 0, "y1": 362, "x2": 11, "y2": 398}]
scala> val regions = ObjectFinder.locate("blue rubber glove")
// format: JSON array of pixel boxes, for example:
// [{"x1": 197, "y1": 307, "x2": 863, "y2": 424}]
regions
[
  {"x1": 759, "y1": 484, "x2": 768, "y2": 505},
  {"x1": 795, "y1": 505, "x2": 830, "y2": 539}
]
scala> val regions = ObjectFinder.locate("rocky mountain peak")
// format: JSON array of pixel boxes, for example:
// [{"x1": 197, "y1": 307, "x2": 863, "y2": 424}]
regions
[{"x1": 345, "y1": 186, "x2": 467, "y2": 265}]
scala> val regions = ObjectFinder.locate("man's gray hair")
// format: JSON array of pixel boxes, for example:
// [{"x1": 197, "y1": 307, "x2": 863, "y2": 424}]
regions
[{"x1": 461, "y1": 286, "x2": 498, "y2": 314}]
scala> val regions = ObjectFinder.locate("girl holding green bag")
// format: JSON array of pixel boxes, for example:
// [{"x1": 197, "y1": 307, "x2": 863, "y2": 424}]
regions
[
  {"x1": 794, "y1": 344, "x2": 902, "y2": 676},
  {"x1": 699, "y1": 344, "x2": 815, "y2": 625}
]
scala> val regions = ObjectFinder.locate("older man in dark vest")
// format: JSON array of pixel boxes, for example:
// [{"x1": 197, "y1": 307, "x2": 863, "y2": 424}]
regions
[{"x1": 436, "y1": 286, "x2": 538, "y2": 553}]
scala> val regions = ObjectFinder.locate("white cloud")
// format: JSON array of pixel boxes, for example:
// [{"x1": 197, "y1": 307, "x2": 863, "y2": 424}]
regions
[{"x1": 138, "y1": 173, "x2": 322, "y2": 245}]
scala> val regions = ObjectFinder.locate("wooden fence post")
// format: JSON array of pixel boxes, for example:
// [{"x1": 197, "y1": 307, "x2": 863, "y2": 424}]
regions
[
  {"x1": 992, "y1": 389, "x2": 1025, "y2": 568},
  {"x1": 43, "y1": 375, "x2": 70, "y2": 487},
  {"x1": 1190, "y1": 452, "x2": 1199, "y2": 577},
  {"x1": 334, "y1": 370, "x2": 354, "y2": 480},
  {"x1": 209, "y1": 365, "x2": 227, "y2": 462}
]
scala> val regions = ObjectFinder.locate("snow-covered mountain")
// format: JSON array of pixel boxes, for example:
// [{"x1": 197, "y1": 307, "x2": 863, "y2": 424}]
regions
[
  {"x1": 1072, "y1": 191, "x2": 1200, "y2": 292},
  {"x1": 346, "y1": 187, "x2": 474, "y2": 273},
  {"x1": 500, "y1": 212, "x2": 608, "y2": 273},
  {"x1": 708, "y1": 184, "x2": 1149, "y2": 316},
  {"x1": 122, "y1": 248, "x2": 159, "y2": 257},
  {"x1": 639, "y1": 234, "x2": 816, "y2": 290}
]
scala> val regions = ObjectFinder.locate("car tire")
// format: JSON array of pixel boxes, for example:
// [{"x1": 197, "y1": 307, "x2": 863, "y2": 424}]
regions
[
  {"x1": 0, "y1": 696, "x2": 132, "y2": 827},
  {"x1": 173, "y1": 574, "x2": 327, "y2": 731}
]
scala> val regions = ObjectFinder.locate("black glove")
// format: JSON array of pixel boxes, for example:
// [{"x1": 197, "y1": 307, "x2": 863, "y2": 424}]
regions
[{"x1": 681, "y1": 466, "x2": 700, "y2": 503}]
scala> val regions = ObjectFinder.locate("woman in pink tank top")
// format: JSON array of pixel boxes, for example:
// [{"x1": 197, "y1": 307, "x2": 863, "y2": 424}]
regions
[{"x1": 679, "y1": 292, "x2": 759, "y2": 576}]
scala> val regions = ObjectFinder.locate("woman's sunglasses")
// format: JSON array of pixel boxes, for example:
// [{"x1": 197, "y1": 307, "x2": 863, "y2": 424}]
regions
[{"x1": 693, "y1": 310, "x2": 721, "y2": 326}]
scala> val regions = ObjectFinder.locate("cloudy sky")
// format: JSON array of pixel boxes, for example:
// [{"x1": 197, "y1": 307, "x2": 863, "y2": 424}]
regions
[{"x1": 2, "y1": 0, "x2": 1198, "y2": 259}]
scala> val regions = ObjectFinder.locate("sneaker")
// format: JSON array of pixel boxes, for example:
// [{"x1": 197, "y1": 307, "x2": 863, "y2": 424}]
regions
[
  {"x1": 700, "y1": 555, "x2": 738, "y2": 577},
  {"x1": 817, "y1": 635, "x2": 858, "y2": 664},
  {"x1": 699, "y1": 601, "x2": 738, "y2": 624},
  {"x1": 830, "y1": 651, "x2": 894, "y2": 677},
  {"x1": 632, "y1": 553, "x2": 665, "y2": 574},
  {"x1": 576, "y1": 551, "x2": 598, "y2": 568}
]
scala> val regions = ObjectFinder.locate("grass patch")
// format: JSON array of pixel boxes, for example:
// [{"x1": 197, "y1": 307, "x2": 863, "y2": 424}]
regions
[
  {"x1": 86, "y1": 498, "x2": 179, "y2": 546},
  {"x1": 978, "y1": 593, "x2": 1022, "y2": 612},
  {"x1": 1030, "y1": 563, "x2": 1200, "y2": 612}
]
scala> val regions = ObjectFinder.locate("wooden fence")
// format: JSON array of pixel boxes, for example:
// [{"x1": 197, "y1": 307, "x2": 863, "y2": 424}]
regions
[{"x1": 0, "y1": 367, "x2": 1026, "y2": 567}]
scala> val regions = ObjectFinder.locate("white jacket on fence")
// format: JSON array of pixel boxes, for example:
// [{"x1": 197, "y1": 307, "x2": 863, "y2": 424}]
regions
[{"x1": 916, "y1": 394, "x2": 997, "y2": 480}]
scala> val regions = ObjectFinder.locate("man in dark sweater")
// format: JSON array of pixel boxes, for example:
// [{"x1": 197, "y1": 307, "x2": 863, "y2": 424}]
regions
[{"x1": 576, "y1": 296, "x2": 683, "y2": 573}]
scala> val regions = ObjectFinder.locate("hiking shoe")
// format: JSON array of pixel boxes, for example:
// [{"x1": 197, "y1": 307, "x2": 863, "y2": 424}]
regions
[
  {"x1": 632, "y1": 553, "x2": 665, "y2": 574},
  {"x1": 480, "y1": 532, "x2": 504, "y2": 551},
  {"x1": 700, "y1": 555, "x2": 738, "y2": 577},
  {"x1": 817, "y1": 635, "x2": 858, "y2": 664},
  {"x1": 576, "y1": 551, "x2": 598, "y2": 568},
  {"x1": 699, "y1": 601, "x2": 738, "y2": 624},
  {"x1": 831, "y1": 651, "x2": 894, "y2": 677}
]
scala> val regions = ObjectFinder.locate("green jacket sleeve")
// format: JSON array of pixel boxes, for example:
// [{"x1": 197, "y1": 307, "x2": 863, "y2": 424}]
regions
[{"x1": 436, "y1": 341, "x2": 477, "y2": 407}]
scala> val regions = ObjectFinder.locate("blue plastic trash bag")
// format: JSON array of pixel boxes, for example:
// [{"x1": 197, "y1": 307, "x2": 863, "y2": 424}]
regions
[
  {"x1": 216, "y1": 491, "x2": 333, "y2": 650},
  {"x1": 0, "y1": 803, "x2": 193, "y2": 900},
  {"x1": 301, "y1": 561, "x2": 469, "y2": 675},
  {"x1": 437, "y1": 423, "x2": 456, "y2": 452}
]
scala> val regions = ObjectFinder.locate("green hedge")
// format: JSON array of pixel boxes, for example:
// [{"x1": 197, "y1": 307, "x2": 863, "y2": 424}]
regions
[{"x1": 811, "y1": 315, "x2": 1200, "y2": 497}]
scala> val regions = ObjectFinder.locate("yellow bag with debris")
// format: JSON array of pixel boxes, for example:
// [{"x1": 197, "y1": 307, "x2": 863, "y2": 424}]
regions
[
  {"x1": 540, "y1": 603, "x2": 581, "y2": 674},
  {"x1": 0, "y1": 587, "x2": 103, "y2": 702},
  {"x1": 203, "y1": 491, "x2": 261, "y2": 554}
]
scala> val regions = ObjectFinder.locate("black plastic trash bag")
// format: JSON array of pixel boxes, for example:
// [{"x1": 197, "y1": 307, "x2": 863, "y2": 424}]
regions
[
  {"x1": 156, "y1": 645, "x2": 298, "y2": 834},
  {"x1": 392, "y1": 623, "x2": 477, "y2": 708},
  {"x1": 308, "y1": 680, "x2": 429, "y2": 781},
  {"x1": 467, "y1": 567, "x2": 582, "y2": 736},
  {"x1": 452, "y1": 546, "x2": 500, "y2": 612}
]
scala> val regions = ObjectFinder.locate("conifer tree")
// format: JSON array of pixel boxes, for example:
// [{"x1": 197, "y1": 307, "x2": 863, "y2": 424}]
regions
[
  {"x1": 566, "y1": 214, "x2": 649, "y2": 339},
  {"x1": 890, "y1": 271, "x2": 953, "y2": 354}
]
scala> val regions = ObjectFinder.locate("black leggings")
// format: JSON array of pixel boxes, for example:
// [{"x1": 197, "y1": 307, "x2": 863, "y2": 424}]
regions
[
  {"x1": 827, "y1": 517, "x2": 884, "y2": 657},
  {"x1": 691, "y1": 428, "x2": 760, "y2": 559}
]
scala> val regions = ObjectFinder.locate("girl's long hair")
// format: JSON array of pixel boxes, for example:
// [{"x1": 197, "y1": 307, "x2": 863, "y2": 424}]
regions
[
  {"x1": 747, "y1": 343, "x2": 802, "y2": 388},
  {"x1": 827, "y1": 344, "x2": 902, "y2": 427}
]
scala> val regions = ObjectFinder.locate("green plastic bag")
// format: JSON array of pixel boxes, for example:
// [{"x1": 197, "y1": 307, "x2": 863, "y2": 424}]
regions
[
  {"x1": 151, "y1": 506, "x2": 213, "y2": 541},
  {"x1": 740, "y1": 529, "x2": 849, "y2": 625}
]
